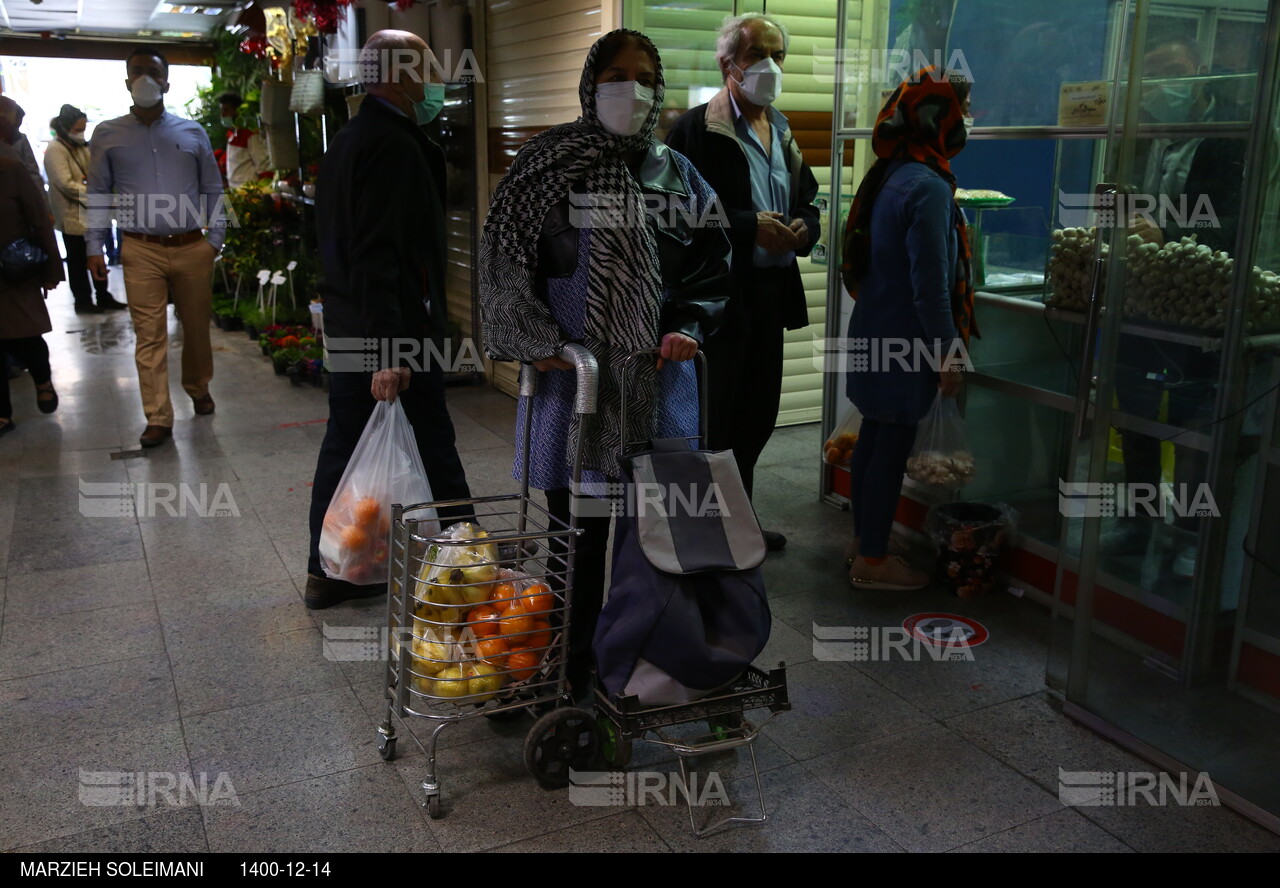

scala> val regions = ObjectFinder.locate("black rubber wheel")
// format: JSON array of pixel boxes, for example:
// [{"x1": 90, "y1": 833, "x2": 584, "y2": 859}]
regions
[
  {"x1": 378, "y1": 736, "x2": 397, "y2": 762},
  {"x1": 523, "y1": 707, "x2": 598, "y2": 789},
  {"x1": 426, "y1": 795, "x2": 442, "y2": 819},
  {"x1": 597, "y1": 716, "x2": 632, "y2": 770}
]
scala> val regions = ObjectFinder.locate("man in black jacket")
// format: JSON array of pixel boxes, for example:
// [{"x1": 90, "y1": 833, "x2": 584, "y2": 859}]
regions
[
  {"x1": 666, "y1": 12, "x2": 820, "y2": 551},
  {"x1": 305, "y1": 30, "x2": 472, "y2": 609},
  {"x1": 1104, "y1": 37, "x2": 1245, "y2": 577}
]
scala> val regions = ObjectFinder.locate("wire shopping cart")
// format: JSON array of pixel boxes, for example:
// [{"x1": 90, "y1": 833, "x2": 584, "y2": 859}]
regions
[{"x1": 376, "y1": 344, "x2": 599, "y2": 818}]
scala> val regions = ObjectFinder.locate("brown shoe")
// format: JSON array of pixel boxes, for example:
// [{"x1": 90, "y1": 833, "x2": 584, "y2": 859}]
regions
[
  {"x1": 192, "y1": 394, "x2": 215, "y2": 416},
  {"x1": 849, "y1": 555, "x2": 929, "y2": 591},
  {"x1": 140, "y1": 425, "x2": 172, "y2": 447}
]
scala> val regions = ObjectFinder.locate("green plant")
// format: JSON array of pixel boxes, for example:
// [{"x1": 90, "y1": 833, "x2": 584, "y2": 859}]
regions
[
  {"x1": 186, "y1": 28, "x2": 270, "y2": 150},
  {"x1": 240, "y1": 305, "x2": 267, "y2": 328}
]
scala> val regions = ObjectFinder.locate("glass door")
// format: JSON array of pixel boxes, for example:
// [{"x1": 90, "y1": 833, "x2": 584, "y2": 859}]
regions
[{"x1": 1049, "y1": 0, "x2": 1280, "y2": 823}]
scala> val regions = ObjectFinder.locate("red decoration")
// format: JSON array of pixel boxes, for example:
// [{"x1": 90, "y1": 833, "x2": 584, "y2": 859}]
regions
[
  {"x1": 239, "y1": 33, "x2": 269, "y2": 58},
  {"x1": 291, "y1": 0, "x2": 355, "y2": 35}
]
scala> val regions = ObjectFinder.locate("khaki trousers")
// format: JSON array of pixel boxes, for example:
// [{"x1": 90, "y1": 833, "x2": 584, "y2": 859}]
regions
[{"x1": 120, "y1": 237, "x2": 215, "y2": 428}]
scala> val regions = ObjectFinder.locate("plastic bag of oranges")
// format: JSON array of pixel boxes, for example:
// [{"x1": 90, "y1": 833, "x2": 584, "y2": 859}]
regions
[
  {"x1": 823, "y1": 405, "x2": 862, "y2": 470},
  {"x1": 319, "y1": 399, "x2": 438, "y2": 584}
]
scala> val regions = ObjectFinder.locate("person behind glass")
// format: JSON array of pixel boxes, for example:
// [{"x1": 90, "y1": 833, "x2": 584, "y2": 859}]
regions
[
  {"x1": 217, "y1": 91, "x2": 269, "y2": 191},
  {"x1": 85, "y1": 45, "x2": 226, "y2": 449},
  {"x1": 305, "y1": 30, "x2": 473, "y2": 610},
  {"x1": 0, "y1": 96, "x2": 65, "y2": 437},
  {"x1": 665, "y1": 12, "x2": 821, "y2": 552},
  {"x1": 1103, "y1": 37, "x2": 1244, "y2": 576},
  {"x1": 44, "y1": 105, "x2": 127, "y2": 315},
  {"x1": 840, "y1": 67, "x2": 976, "y2": 591},
  {"x1": 479, "y1": 29, "x2": 732, "y2": 694}
]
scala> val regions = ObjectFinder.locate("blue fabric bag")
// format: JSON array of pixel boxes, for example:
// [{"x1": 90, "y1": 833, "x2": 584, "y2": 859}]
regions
[{"x1": 592, "y1": 438, "x2": 771, "y2": 705}]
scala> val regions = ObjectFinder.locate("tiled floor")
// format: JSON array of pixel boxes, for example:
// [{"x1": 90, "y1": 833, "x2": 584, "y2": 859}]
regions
[{"x1": 2, "y1": 277, "x2": 1277, "y2": 853}]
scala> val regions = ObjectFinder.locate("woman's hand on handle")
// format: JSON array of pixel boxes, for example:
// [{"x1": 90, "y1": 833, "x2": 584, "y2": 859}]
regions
[{"x1": 656, "y1": 332, "x2": 698, "y2": 370}]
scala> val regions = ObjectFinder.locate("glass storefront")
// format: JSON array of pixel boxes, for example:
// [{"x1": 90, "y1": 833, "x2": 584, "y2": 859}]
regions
[{"x1": 824, "y1": 0, "x2": 1280, "y2": 827}]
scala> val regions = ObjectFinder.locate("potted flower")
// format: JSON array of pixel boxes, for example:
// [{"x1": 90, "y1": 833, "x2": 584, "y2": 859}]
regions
[
  {"x1": 273, "y1": 346, "x2": 302, "y2": 376},
  {"x1": 304, "y1": 346, "x2": 325, "y2": 387}
]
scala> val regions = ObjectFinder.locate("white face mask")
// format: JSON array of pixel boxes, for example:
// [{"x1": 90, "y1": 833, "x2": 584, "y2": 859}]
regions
[
  {"x1": 962, "y1": 116, "x2": 975, "y2": 137},
  {"x1": 733, "y1": 58, "x2": 783, "y2": 106},
  {"x1": 130, "y1": 75, "x2": 164, "y2": 109},
  {"x1": 595, "y1": 80, "x2": 655, "y2": 136}
]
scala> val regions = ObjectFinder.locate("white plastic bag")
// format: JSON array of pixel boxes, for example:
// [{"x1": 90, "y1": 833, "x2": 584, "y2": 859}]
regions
[
  {"x1": 319, "y1": 399, "x2": 438, "y2": 584},
  {"x1": 905, "y1": 393, "x2": 976, "y2": 489},
  {"x1": 823, "y1": 404, "x2": 862, "y2": 469}
]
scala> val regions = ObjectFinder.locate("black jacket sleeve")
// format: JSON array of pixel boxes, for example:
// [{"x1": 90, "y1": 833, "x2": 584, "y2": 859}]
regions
[
  {"x1": 666, "y1": 108, "x2": 760, "y2": 260},
  {"x1": 791, "y1": 155, "x2": 821, "y2": 259},
  {"x1": 658, "y1": 208, "x2": 732, "y2": 343}
]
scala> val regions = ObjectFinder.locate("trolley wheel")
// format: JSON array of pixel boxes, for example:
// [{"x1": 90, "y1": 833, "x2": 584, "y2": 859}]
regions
[
  {"x1": 523, "y1": 707, "x2": 598, "y2": 789},
  {"x1": 426, "y1": 795, "x2": 442, "y2": 819},
  {"x1": 597, "y1": 716, "x2": 632, "y2": 770},
  {"x1": 378, "y1": 736, "x2": 397, "y2": 762}
]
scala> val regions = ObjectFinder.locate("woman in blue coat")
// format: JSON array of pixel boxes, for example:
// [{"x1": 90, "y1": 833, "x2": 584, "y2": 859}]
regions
[{"x1": 840, "y1": 68, "x2": 977, "y2": 590}]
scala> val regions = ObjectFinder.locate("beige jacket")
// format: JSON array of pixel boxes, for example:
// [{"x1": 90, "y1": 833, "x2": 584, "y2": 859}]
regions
[{"x1": 43, "y1": 136, "x2": 91, "y2": 236}]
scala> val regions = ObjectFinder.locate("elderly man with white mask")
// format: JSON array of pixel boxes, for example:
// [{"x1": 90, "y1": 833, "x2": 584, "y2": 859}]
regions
[
  {"x1": 666, "y1": 12, "x2": 821, "y2": 553},
  {"x1": 304, "y1": 30, "x2": 473, "y2": 610}
]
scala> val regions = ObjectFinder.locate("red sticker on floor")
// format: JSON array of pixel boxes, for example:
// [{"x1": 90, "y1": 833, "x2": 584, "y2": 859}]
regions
[{"x1": 903, "y1": 613, "x2": 989, "y2": 647}]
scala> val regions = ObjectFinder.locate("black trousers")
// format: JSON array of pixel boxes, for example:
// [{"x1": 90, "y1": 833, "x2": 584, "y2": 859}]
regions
[
  {"x1": 0, "y1": 336, "x2": 52, "y2": 419},
  {"x1": 307, "y1": 366, "x2": 473, "y2": 577},
  {"x1": 62, "y1": 233, "x2": 111, "y2": 306},
  {"x1": 544, "y1": 486, "x2": 613, "y2": 683},
  {"x1": 701, "y1": 267, "x2": 787, "y2": 498}
]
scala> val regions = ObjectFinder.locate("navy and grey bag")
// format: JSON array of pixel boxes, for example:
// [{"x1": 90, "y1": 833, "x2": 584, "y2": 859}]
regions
[{"x1": 592, "y1": 436, "x2": 771, "y2": 705}]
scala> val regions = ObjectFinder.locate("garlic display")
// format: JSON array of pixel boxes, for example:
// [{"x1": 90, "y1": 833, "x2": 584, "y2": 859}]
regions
[
  {"x1": 906, "y1": 451, "x2": 977, "y2": 488},
  {"x1": 1045, "y1": 227, "x2": 1106, "y2": 312},
  {"x1": 1045, "y1": 229, "x2": 1280, "y2": 334}
]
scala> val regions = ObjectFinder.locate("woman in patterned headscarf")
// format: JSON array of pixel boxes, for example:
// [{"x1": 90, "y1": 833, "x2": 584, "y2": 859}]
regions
[
  {"x1": 479, "y1": 29, "x2": 732, "y2": 695},
  {"x1": 839, "y1": 66, "x2": 975, "y2": 591}
]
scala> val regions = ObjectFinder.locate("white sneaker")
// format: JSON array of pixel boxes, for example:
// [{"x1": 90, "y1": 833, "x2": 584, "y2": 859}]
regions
[{"x1": 849, "y1": 555, "x2": 929, "y2": 591}]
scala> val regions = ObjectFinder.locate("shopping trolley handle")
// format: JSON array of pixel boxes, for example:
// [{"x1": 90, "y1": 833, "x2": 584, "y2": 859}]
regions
[{"x1": 518, "y1": 344, "x2": 599, "y2": 415}]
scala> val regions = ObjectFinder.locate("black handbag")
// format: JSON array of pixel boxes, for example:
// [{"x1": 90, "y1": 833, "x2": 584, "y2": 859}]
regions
[{"x1": 0, "y1": 237, "x2": 48, "y2": 284}]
